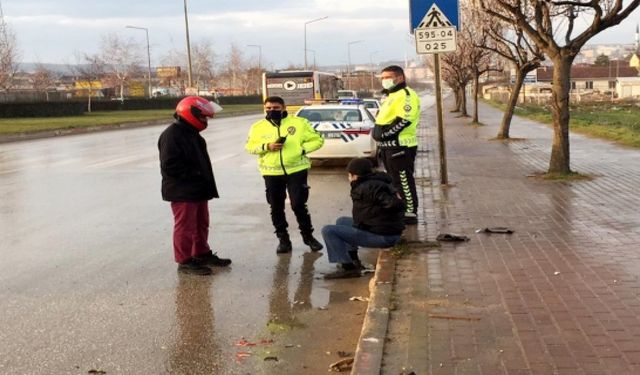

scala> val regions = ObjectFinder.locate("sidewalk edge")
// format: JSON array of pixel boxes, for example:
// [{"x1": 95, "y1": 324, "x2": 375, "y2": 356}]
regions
[{"x1": 351, "y1": 250, "x2": 396, "y2": 375}]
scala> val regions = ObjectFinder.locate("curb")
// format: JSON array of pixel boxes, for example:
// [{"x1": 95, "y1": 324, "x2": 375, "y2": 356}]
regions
[{"x1": 351, "y1": 249, "x2": 396, "y2": 374}]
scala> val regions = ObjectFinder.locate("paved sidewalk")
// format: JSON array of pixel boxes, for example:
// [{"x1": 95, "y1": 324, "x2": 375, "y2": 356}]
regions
[{"x1": 354, "y1": 98, "x2": 640, "y2": 374}]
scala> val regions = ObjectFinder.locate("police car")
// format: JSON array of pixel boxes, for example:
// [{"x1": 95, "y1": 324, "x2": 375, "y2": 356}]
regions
[
  {"x1": 296, "y1": 99, "x2": 377, "y2": 159},
  {"x1": 362, "y1": 98, "x2": 381, "y2": 117}
]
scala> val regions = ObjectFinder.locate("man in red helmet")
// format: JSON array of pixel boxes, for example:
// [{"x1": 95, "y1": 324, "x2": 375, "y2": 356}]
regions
[{"x1": 158, "y1": 96, "x2": 231, "y2": 276}]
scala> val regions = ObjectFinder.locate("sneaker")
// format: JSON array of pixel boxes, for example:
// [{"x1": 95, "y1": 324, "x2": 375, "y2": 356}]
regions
[
  {"x1": 195, "y1": 252, "x2": 232, "y2": 267},
  {"x1": 178, "y1": 259, "x2": 212, "y2": 276},
  {"x1": 302, "y1": 234, "x2": 324, "y2": 252},
  {"x1": 403, "y1": 213, "x2": 418, "y2": 225},
  {"x1": 276, "y1": 233, "x2": 293, "y2": 254},
  {"x1": 324, "y1": 268, "x2": 361, "y2": 280}
]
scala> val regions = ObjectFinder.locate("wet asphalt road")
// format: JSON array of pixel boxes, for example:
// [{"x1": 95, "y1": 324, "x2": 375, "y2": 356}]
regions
[{"x1": 0, "y1": 114, "x2": 376, "y2": 374}]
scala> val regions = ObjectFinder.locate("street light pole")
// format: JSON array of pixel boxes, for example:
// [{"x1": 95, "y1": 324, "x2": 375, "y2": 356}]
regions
[
  {"x1": 304, "y1": 16, "x2": 328, "y2": 70},
  {"x1": 347, "y1": 40, "x2": 364, "y2": 90},
  {"x1": 306, "y1": 49, "x2": 316, "y2": 70},
  {"x1": 126, "y1": 25, "x2": 152, "y2": 98},
  {"x1": 183, "y1": 0, "x2": 193, "y2": 89},
  {"x1": 369, "y1": 50, "x2": 379, "y2": 92}
]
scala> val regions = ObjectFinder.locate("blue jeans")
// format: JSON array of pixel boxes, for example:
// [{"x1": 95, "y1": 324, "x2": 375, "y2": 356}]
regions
[{"x1": 321, "y1": 217, "x2": 401, "y2": 264}]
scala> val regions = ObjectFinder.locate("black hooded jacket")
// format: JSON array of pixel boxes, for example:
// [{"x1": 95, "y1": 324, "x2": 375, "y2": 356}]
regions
[
  {"x1": 158, "y1": 119, "x2": 219, "y2": 202},
  {"x1": 351, "y1": 172, "x2": 405, "y2": 235}
]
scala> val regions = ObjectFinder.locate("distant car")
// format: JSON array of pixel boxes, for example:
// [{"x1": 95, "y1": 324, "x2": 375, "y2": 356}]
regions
[
  {"x1": 296, "y1": 103, "x2": 376, "y2": 160},
  {"x1": 362, "y1": 98, "x2": 381, "y2": 117}
]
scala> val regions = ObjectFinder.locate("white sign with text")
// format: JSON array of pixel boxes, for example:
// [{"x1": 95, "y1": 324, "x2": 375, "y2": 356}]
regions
[{"x1": 415, "y1": 26, "x2": 457, "y2": 54}]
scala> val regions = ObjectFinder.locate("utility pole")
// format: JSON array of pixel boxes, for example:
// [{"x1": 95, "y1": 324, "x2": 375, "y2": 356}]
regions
[{"x1": 183, "y1": 0, "x2": 193, "y2": 89}]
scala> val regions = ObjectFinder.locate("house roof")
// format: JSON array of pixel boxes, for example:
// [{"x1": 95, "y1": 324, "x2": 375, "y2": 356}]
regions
[{"x1": 537, "y1": 65, "x2": 639, "y2": 81}]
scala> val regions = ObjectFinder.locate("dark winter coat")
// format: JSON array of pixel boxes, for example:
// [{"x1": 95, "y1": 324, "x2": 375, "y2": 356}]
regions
[
  {"x1": 351, "y1": 172, "x2": 405, "y2": 235},
  {"x1": 158, "y1": 119, "x2": 219, "y2": 202}
]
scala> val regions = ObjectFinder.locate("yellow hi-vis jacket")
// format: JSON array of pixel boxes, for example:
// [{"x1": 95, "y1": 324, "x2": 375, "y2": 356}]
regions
[
  {"x1": 245, "y1": 116, "x2": 324, "y2": 176},
  {"x1": 373, "y1": 84, "x2": 421, "y2": 148}
]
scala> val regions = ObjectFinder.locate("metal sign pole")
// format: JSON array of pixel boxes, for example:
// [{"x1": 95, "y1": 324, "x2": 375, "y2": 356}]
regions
[
  {"x1": 433, "y1": 53, "x2": 448, "y2": 185},
  {"x1": 411, "y1": 0, "x2": 457, "y2": 185}
]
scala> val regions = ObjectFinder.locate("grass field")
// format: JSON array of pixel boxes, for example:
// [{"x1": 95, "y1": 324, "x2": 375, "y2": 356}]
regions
[
  {"x1": 486, "y1": 100, "x2": 640, "y2": 148},
  {"x1": 0, "y1": 104, "x2": 263, "y2": 134}
]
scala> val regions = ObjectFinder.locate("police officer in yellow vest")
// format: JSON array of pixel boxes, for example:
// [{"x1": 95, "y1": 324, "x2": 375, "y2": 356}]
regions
[
  {"x1": 372, "y1": 65, "x2": 421, "y2": 225},
  {"x1": 245, "y1": 96, "x2": 325, "y2": 254}
]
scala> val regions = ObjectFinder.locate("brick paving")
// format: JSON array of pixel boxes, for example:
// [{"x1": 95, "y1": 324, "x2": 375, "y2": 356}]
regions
[{"x1": 381, "y1": 98, "x2": 640, "y2": 375}]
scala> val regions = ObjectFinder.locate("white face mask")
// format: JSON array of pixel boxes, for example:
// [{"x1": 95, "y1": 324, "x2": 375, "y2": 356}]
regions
[{"x1": 381, "y1": 78, "x2": 395, "y2": 90}]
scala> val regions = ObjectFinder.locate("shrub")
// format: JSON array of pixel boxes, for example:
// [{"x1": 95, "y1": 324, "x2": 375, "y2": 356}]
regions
[{"x1": 0, "y1": 101, "x2": 86, "y2": 117}]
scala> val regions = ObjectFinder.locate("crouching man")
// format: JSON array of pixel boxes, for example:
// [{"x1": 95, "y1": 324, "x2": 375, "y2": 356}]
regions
[{"x1": 321, "y1": 158, "x2": 405, "y2": 279}]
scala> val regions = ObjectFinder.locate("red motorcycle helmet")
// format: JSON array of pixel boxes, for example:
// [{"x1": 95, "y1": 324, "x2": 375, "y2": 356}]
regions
[{"x1": 175, "y1": 96, "x2": 222, "y2": 131}]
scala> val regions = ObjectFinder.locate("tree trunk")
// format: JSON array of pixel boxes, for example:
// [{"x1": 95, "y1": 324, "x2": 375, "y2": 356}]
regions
[
  {"x1": 498, "y1": 69, "x2": 525, "y2": 139},
  {"x1": 548, "y1": 57, "x2": 573, "y2": 174},
  {"x1": 87, "y1": 88, "x2": 92, "y2": 113},
  {"x1": 472, "y1": 74, "x2": 479, "y2": 123},
  {"x1": 120, "y1": 83, "x2": 125, "y2": 100},
  {"x1": 452, "y1": 87, "x2": 461, "y2": 112},
  {"x1": 459, "y1": 85, "x2": 468, "y2": 117}
]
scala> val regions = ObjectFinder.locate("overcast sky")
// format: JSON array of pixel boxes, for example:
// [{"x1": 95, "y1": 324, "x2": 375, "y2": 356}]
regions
[{"x1": 2, "y1": 0, "x2": 639, "y2": 70}]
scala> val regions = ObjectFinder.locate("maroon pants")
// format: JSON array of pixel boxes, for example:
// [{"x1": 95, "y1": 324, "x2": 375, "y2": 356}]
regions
[{"x1": 170, "y1": 201, "x2": 211, "y2": 264}]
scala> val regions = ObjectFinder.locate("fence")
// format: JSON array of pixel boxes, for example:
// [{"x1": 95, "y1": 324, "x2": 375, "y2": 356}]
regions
[
  {"x1": 0, "y1": 94, "x2": 262, "y2": 118},
  {"x1": 486, "y1": 88, "x2": 637, "y2": 106}
]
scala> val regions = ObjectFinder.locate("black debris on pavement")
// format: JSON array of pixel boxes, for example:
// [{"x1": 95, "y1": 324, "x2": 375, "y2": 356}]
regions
[
  {"x1": 475, "y1": 227, "x2": 514, "y2": 234},
  {"x1": 436, "y1": 233, "x2": 470, "y2": 242}
]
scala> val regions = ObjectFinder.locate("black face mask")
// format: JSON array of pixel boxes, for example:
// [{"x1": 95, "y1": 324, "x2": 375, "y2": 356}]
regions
[{"x1": 266, "y1": 110, "x2": 288, "y2": 121}]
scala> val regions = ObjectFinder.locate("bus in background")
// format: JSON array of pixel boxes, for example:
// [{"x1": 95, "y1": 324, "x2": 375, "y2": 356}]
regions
[{"x1": 262, "y1": 71, "x2": 342, "y2": 112}]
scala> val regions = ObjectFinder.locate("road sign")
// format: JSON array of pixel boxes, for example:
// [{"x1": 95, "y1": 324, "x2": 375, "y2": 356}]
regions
[
  {"x1": 509, "y1": 69, "x2": 538, "y2": 84},
  {"x1": 415, "y1": 26, "x2": 457, "y2": 54},
  {"x1": 410, "y1": 0, "x2": 460, "y2": 31}
]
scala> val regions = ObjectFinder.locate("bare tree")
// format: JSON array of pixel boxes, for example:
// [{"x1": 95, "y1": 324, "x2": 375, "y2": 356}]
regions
[
  {"x1": 460, "y1": 9, "x2": 504, "y2": 125},
  {"x1": 191, "y1": 40, "x2": 217, "y2": 93},
  {"x1": 440, "y1": 43, "x2": 473, "y2": 117},
  {"x1": 0, "y1": 3, "x2": 19, "y2": 91},
  {"x1": 245, "y1": 67, "x2": 262, "y2": 95},
  {"x1": 101, "y1": 33, "x2": 143, "y2": 100},
  {"x1": 477, "y1": 0, "x2": 640, "y2": 174},
  {"x1": 31, "y1": 64, "x2": 57, "y2": 101},
  {"x1": 74, "y1": 53, "x2": 106, "y2": 113},
  {"x1": 477, "y1": 1, "x2": 545, "y2": 139},
  {"x1": 160, "y1": 48, "x2": 185, "y2": 67},
  {"x1": 218, "y1": 43, "x2": 249, "y2": 94}
]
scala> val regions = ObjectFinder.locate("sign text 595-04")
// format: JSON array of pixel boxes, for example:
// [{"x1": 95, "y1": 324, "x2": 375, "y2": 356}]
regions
[
  {"x1": 416, "y1": 28, "x2": 454, "y2": 39},
  {"x1": 415, "y1": 26, "x2": 457, "y2": 54}
]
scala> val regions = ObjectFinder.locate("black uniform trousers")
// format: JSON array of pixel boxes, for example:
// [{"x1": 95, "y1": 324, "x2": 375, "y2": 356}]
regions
[
  {"x1": 263, "y1": 169, "x2": 314, "y2": 236},
  {"x1": 380, "y1": 146, "x2": 418, "y2": 215}
]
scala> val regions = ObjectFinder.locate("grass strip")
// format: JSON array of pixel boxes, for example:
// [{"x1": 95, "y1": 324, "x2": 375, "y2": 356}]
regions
[{"x1": 484, "y1": 100, "x2": 640, "y2": 148}]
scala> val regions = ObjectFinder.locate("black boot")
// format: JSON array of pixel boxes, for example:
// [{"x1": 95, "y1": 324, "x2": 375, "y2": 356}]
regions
[
  {"x1": 276, "y1": 232, "x2": 292, "y2": 254},
  {"x1": 177, "y1": 259, "x2": 213, "y2": 276},
  {"x1": 302, "y1": 233, "x2": 323, "y2": 252},
  {"x1": 194, "y1": 251, "x2": 232, "y2": 267},
  {"x1": 349, "y1": 250, "x2": 364, "y2": 270}
]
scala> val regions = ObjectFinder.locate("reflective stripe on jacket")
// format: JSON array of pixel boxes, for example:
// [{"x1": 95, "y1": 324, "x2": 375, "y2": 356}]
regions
[
  {"x1": 245, "y1": 116, "x2": 324, "y2": 176},
  {"x1": 373, "y1": 85, "x2": 421, "y2": 148}
]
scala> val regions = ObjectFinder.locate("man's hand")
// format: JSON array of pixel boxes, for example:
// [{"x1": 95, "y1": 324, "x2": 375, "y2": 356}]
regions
[{"x1": 268, "y1": 142, "x2": 284, "y2": 151}]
